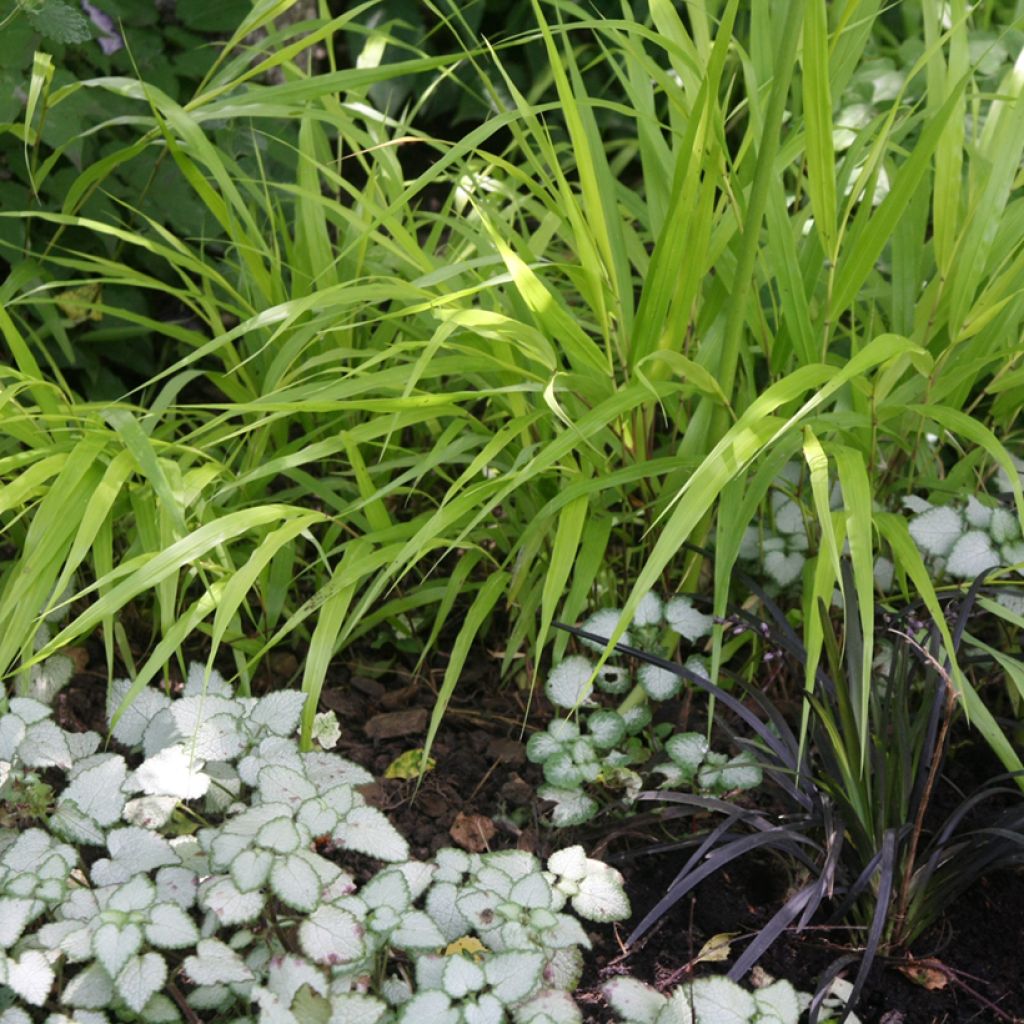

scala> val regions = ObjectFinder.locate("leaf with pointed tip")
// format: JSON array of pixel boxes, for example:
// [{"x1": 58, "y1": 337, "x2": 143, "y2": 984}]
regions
[
  {"x1": 0, "y1": 898, "x2": 35, "y2": 949},
  {"x1": 602, "y1": 977, "x2": 666, "y2": 1024},
  {"x1": 91, "y1": 827, "x2": 179, "y2": 886},
  {"x1": 115, "y1": 952, "x2": 167, "y2": 1014},
  {"x1": 61, "y1": 755, "x2": 127, "y2": 825},
  {"x1": 146, "y1": 902, "x2": 199, "y2": 948},
  {"x1": 183, "y1": 938, "x2": 254, "y2": 985},
  {"x1": 200, "y1": 875, "x2": 265, "y2": 925},
  {"x1": 19, "y1": 719, "x2": 73, "y2": 769},
  {"x1": 298, "y1": 905, "x2": 365, "y2": 966},
  {"x1": 484, "y1": 951, "x2": 545, "y2": 1003},
  {"x1": 390, "y1": 910, "x2": 445, "y2": 950},
  {"x1": 6, "y1": 950, "x2": 54, "y2": 1006},
  {"x1": 258, "y1": 764, "x2": 317, "y2": 807},
  {"x1": 250, "y1": 691, "x2": 307, "y2": 737},
  {"x1": 61, "y1": 961, "x2": 114, "y2": 1009},
  {"x1": 271, "y1": 854, "x2": 321, "y2": 912},
  {"x1": 231, "y1": 847, "x2": 274, "y2": 892},
  {"x1": 336, "y1": 806, "x2": 409, "y2": 862},
  {"x1": 93, "y1": 921, "x2": 143, "y2": 978}
]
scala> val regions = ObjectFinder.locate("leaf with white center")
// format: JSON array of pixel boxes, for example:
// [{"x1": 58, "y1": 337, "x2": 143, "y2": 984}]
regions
[
  {"x1": 509, "y1": 872, "x2": 554, "y2": 909},
  {"x1": 990, "y1": 507, "x2": 1020, "y2": 544},
  {"x1": 299, "y1": 905, "x2": 365, "y2": 966},
  {"x1": 390, "y1": 910, "x2": 445, "y2": 950},
  {"x1": 146, "y1": 902, "x2": 199, "y2": 948},
  {"x1": 526, "y1": 731, "x2": 563, "y2": 763},
  {"x1": 50, "y1": 803, "x2": 108, "y2": 847},
  {"x1": 19, "y1": 719, "x2": 73, "y2": 769},
  {"x1": 360, "y1": 869, "x2": 410, "y2": 911},
  {"x1": 441, "y1": 954, "x2": 485, "y2": 998},
  {"x1": 397, "y1": 860, "x2": 436, "y2": 900},
  {"x1": 666, "y1": 732, "x2": 709, "y2": 774},
  {"x1": 7, "y1": 950, "x2": 54, "y2": 1006},
  {"x1": 621, "y1": 705, "x2": 652, "y2": 735},
  {"x1": 396, "y1": 991, "x2": 459, "y2": 1024},
  {"x1": 0, "y1": 898, "x2": 34, "y2": 949},
  {"x1": 61, "y1": 961, "x2": 114, "y2": 1009},
  {"x1": 772, "y1": 496, "x2": 805, "y2": 536},
  {"x1": 945, "y1": 530, "x2": 1000, "y2": 578},
  {"x1": 153, "y1": 866, "x2": 198, "y2": 911},
  {"x1": 311, "y1": 711, "x2": 341, "y2": 750},
  {"x1": 908, "y1": 505, "x2": 964, "y2": 557},
  {"x1": 686, "y1": 976, "x2": 756, "y2": 1024},
  {"x1": 0, "y1": 717, "x2": 26, "y2": 761},
  {"x1": 107, "y1": 679, "x2": 171, "y2": 747},
  {"x1": 258, "y1": 764, "x2": 317, "y2": 807},
  {"x1": 659, "y1": 990, "x2": 697, "y2": 1024},
  {"x1": 547, "y1": 846, "x2": 588, "y2": 882},
  {"x1": 544, "y1": 946, "x2": 584, "y2": 990},
  {"x1": 270, "y1": 853, "x2": 320, "y2": 912},
  {"x1": 253, "y1": 985, "x2": 299, "y2": 1024},
  {"x1": 484, "y1": 951, "x2": 544, "y2": 1003},
  {"x1": 574, "y1": 868, "x2": 629, "y2": 922},
  {"x1": 632, "y1": 591, "x2": 664, "y2": 627},
  {"x1": 464, "y1": 994, "x2": 504, "y2": 1024},
  {"x1": 586, "y1": 710, "x2": 626, "y2": 749},
  {"x1": 0, "y1": 1008, "x2": 32, "y2": 1024},
  {"x1": 754, "y1": 980, "x2": 800, "y2": 1024},
  {"x1": 171, "y1": 700, "x2": 245, "y2": 762},
  {"x1": 183, "y1": 938, "x2": 254, "y2": 985},
  {"x1": 602, "y1": 977, "x2": 666, "y2": 1024},
  {"x1": 122, "y1": 795, "x2": 178, "y2": 830},
  {"x1": 62, "y1": 755, "x2": 127, "y2": 825},
  {"x1": 137, "y1": 993, "x2": 179, "y2": 1023},
  {"x1": 8, "y1": 698, "x2": 51, "y2": 724},
  {"x1": 328, "y1": 993, "x2": 390, "y2": 1024},
  {"x1": 764, "y1": 549, "x2": 805, "y2": 587},
  {"x1": 115, "y1": 952, "x2": 167, "y2": 1014},
  {"x1": 594, "y1": 664, "x2": 631, "y2": 694},
  {"x1": 638, "y1": 663, "x2": 682, "y2": 701},
  {"x1": 267, "y1": 953, "x2": 326, "y2": 1004},
  {"x1": 336, "y1": 806, "x2": 409, "y2": 862},
  {"x1": 142, "y1": 709, "x2": 179, "y2": 759},
  {"x1": 201, "y1": 875, "x2": 265, "y2": 925},
  {"x1": 184, "y1": 662, "x2": 233, "y2": 697},
  {"x1": 425, "y1": 882, "x2": 469, "y2": 941},
  {"x1": 231, "y1": 847, "x2": 274, "y2": 892},
  {"x1": 536, "y1": 785, "x2": 598, "y2": 827},
  {"x1": 544, "y1": 913, "x2": 591, "y2": 949},
  {"x1": 258, "y1": 816, "x2": 303, "y2": 854},
  {"x1": 2, "y1": 828, "x2": 55, "y2": 871},
  {"x1": 93, "y1": 922, "x2": 143, "y2": 978},
  {"x1": 91, "y1": 827, "x2": 179, "y2": 886},
  {"x1": 514, "y1": 989, "x2": 581, "y2": 1024},
  {"x1": 136, "y1": 745, "x2": 210, "y2": 800},
  {"x1": 580, "y1": 610, "x2": 631, "y2": 651},
  {"x1": 664, "y1": 596, "x2": 713, "y2": 641},
  {"x1": 250, "y1": 691, "x2": 307, "y2": 737},
  {"x1": 545, "y1": 656, "x2": 597, "y2": 709},
  {"x1": 965, "y1": 496, "x2": 993, "y2": 529},
  {"x1": 237, "y1": 735, "x2": 303, "y2": 786},
  {"x1": 108, "y1": 874, "x2": 156, "y2": 913},
  {"x1": 303, "y1": 751, "x2": 373, "y2": 788}
]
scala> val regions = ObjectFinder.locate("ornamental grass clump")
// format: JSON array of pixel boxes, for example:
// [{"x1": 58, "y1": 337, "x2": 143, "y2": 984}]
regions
[{"x1": 0, "y1": 664, "x2": 629, "y2": 1022}]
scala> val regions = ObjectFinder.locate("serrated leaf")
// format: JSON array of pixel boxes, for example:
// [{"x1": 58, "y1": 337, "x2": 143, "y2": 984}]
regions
[
  {"x1": 91, "y1": 827, "x2": 179, "y2": 886},
  {"x1": 258, "y1": 816, "x2": 303, "y2": 854},
  {"x1": 94, "y1": 921, "x2": 143, "y2": 978},
  {"x1": 19, "y1": 719, "x2": 73, "y2": 769},
  {"x1": 7, "y1": 950, "x2": 54, "y2": 1006},
  {"x1": 107, "y1": 680, "x2": 171, "y2": 748},
  {"x1": 271, "y1": 854, "x2": 320, "y2": 912},
  {"x1": 60, "y1": 961, "x2": 114, "y2": 1009},
  {"x1": 250, "y1": 691, "x2": 307, "y2": 737},
  {"x1": 509, "y1": 873, "x2": 553, "y2": 909},
  {"x1": 484, "y1": 951, "x2": 545, "y2": 1003},
  {"x1": 360, "y1": 869, "x2": 410, "y2": 911},
  {"x1": 945, "y1": 530, "x2": 1000, "y2": 578},
  {"x1": 536, "y1": 785, "x2": 598, "y2": 827},
  {"x1": 62, "y1": 755, "x2": 127, "y2": 825},
  {"x1": 686, "y1": 976, "x2": 755, "y2": 1024},
  {"x1": 602, "y1": 977, "x2": 666, "y2": 1024},
  {"x1": 298, "y1": 905, "x2": 365, "y2": 966},
  {"x1": 754, "y1": 980, "x2": 800, "y2": 1024},
  {"x1": 122, "y1": 795, "x2": 178, "y2": 830},
  {"x1": 396, "y1": 991, "x2": 458, "y2": 1024},
  {"x1": 258, "y1": 764, "x2": 316, "y2": 807},
  {"x1": 908, "y1": 505, "x2": 963, "y2": 557},
  {"x1": 27, "y1": 0, "x2": 93, "y2": 44},
  {"x1": 200, "y1": 875, "x2": 265, "y2": 925},
  {"x1": 336, "y1": 806, "x2": 409, "y2": 861},
  {"x1": 183, "y1": 938, "x2": 254, "y2": 985},
  {"x1": 146, "y1": 902, "x2": 199, "y2": 948},
  {"x1": 116, "y1": 952, "x2": 167, "y2": 1014},
  {"x1": 664, "y1": 597, "x2": 713, "y2": 641},
  {"x1": 514, "y1": 988, "x2": 581, "y2": 1024},
  {"x1": 327, "y1": 993, "x2": 390, "y2": 1024},
  {"x1": 155, "y1": 865, "x2": 199, "y2": 909},
  {"x1": 0, "y1": 898, "x2": 35, "y2": 949},
  {"x1": 267, "y1": 953, "x2": 326, "y2": 1005},
  {"x1": 390, "y1": 910, "x2": 445, "y2": 950},
  {"x1": 545, "y1": 656, "x2": 597, "y2": 709},
  {"x1": 303, "y1": 751, "x2": 373, "y2": 788},
  {"x1": 231, "y1": 847, "x2": 274, "y2": 892},
  {"x1": 442, "y1": 954, "x2": 485, "y2": 998}
]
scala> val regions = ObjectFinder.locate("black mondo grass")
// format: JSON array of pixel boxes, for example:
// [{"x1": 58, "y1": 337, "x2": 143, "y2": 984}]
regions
[{"x1": 554, "y1": 562, "x2": 1024, "y2": 1023}]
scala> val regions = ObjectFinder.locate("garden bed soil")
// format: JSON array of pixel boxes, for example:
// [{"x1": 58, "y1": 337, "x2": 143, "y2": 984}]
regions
[{"x1": 50, "y1": 641, "x2": 1024, "y2": 1024}]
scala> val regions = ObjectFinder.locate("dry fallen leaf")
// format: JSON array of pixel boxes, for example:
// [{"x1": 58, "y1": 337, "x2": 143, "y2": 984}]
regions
[
  {"x1": 695, "y1": 932, "x2": 738, "y2": 964},
  {"x1": 895, "y1": 958, "x2": 949, "y2": 991},
  {"x1": 449, "y1": 811, "x2": 497, "y2": 853}
]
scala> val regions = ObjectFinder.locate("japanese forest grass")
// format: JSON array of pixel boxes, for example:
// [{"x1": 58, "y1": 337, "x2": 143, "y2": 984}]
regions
[{"x1": 2, "y1": 0, "x2": 1024, "y2": 779}]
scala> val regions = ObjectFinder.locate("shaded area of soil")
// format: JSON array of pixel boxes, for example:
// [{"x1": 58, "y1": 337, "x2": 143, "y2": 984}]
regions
[{"x1": 46, "y1": 642, "x2": 1024, "y2": 1023}]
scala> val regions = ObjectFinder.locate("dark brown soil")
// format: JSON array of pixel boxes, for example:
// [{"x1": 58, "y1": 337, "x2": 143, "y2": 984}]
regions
[{"x1": 46, "y1": 640, "x2": 1024, "y2": 1024}]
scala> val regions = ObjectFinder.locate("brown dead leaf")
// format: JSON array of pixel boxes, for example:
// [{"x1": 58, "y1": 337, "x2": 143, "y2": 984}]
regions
[
  {"x1": 62, "y1": 646, "x2": 89, "y2": 673},
  {"x1": 895, "y1": 958, "x2": 949, "y2": 991},
  {"x1": 449, "y1": 811, "x2": 496, "y2": 853},
  {"x1": 364, "y1": 708, "x2": 427, "y2": 740}
]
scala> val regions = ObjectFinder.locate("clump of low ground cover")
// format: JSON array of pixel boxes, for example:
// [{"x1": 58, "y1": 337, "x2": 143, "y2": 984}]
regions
[{"x1": 0, "y1": 663, "x2": 633, "y2": 1022}]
